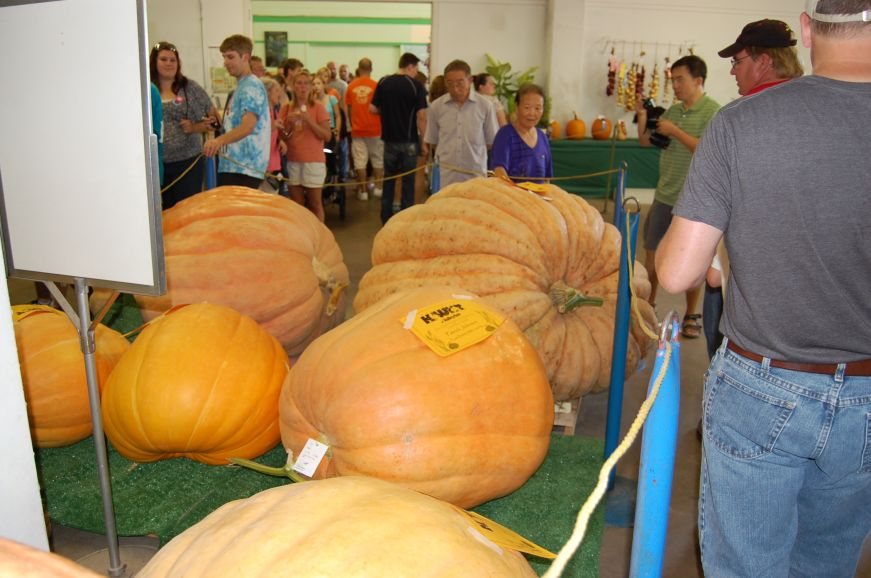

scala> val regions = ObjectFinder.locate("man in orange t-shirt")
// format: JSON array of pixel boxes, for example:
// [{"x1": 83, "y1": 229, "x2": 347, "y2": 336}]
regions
[{"x1": 344, "y1": 57, "x2": 383, "y2": 200}]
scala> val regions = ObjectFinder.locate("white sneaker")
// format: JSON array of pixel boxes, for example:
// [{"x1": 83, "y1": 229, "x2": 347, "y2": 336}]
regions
[
  {"x1": 374, "y1": 187, "x2": 383, "y2": 198},
  {"x1": 357, "y1": 191, "x2": 369, "y2": 201}
]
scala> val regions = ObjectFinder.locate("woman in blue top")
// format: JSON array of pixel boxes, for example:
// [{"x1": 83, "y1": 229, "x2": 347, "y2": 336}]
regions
[{"x1": 490, "y1": 83, "x2": 552, "y2": 181}]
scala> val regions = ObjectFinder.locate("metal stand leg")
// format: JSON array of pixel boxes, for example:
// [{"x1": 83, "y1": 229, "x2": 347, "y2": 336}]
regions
[{"x1": 71, "y1": 279, "x2": 126, "y2": 577}]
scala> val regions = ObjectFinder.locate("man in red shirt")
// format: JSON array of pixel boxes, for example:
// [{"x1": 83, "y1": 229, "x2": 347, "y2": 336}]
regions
[
  {"x1": 345, "y1": 57, "x2": 383, "y2": 200},
  {"x1": 718, "y1": 19, "x2": 804, "y2": 97}
]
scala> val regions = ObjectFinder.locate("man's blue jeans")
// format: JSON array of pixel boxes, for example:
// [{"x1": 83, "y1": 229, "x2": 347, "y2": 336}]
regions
[
  {"x1": 700, "y1": 339, "x2": 871, "y2": 577},
  {"x1": 381, "y1": 141, "x2": 418, "y2": 224}
]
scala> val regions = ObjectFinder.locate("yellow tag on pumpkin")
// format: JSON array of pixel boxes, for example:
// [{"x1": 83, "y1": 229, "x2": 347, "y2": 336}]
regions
[
  {"x1": 452, "y1": 506, "x2": 557, "y2": 559},
  {"x1": 516, "y1": 182, "x2": 551, "y2": 196},
  {"x1": 403, "y1": 297, "x2": 503, "y2": 357},
  {"x1": 12, "y1": 304, "x2": 65, "y2": 322}
]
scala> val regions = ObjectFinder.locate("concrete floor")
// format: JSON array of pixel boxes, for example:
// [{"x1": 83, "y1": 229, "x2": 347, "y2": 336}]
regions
[{"x1": 10, "y1": 188, "x2": 871, "y2": 576}]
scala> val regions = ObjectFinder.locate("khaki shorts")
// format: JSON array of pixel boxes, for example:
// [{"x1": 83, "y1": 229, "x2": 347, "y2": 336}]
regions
[
  {"x1": 351, "y1": 137, "x2": 384, "y2": 170},
  {"x1": 286, "y1": 162, "x2": 326, "y2": 189}
]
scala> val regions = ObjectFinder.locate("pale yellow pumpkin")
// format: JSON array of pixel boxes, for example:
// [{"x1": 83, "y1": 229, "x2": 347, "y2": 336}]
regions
[
  {"x1": 134, "y1": 186, "x2": 349, "y2": 358},
  {"x1": 281, "y1": 286, "x2": 554, "y2": 508},
  {"x1": 354, "y1": 178, "x2": 657, "y2": 401},
  {"x1": 0, "y1": 537, "x2": 101, "y2": 578},
  {"x1": 137, "y1": 477, "x2": 538, "y2": 578}
]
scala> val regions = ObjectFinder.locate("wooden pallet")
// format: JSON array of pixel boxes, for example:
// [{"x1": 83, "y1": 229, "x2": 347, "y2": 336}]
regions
[{"x1": 552, "y1": 399, "x2": 581, "y2": 435}]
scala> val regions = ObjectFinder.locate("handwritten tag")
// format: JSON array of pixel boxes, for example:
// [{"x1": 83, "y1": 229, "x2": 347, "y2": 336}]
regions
[
  {"x1": 452, "y1": 506, "x2": 557, "y2": 559},
  {"x1": 403, "y1": 298, "x2": 503, "y2": 357},
  {"x1": 291, "y1": 438, "x2": 329, "y2": 478}
]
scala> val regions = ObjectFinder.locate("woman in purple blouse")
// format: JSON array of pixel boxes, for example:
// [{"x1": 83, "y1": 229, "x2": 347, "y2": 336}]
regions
[{"x1": 490, "y1": 83, "x2": 553, "y2": 181}]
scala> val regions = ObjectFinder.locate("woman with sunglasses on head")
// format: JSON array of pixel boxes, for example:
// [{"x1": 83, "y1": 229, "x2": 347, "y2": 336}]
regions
[
  {"x1": 277, "y1": 69, "x2": 331, "y2": 222},
  {"x1": 149, "y1": 41, "x2": 220, "y2": 210}
]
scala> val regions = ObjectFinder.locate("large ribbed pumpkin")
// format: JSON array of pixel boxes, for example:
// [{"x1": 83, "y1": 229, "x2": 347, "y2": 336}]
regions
[
  {"x1": 12, "y1": 305, "x2": 130, "y2": 448},
  {"x1": 135, "y1": 186, "x2": 349, "y2": 358},
  {"x1": 101, "y1": 303, "x2": 289, "y2": 465},
  {"x1": 354, "y1": 178, "x2": 657, "y2": 401},
  {"x1": 280, "y1": 286, "x2": 553, "y2": 509},
  {"x1": 138, "y1": 477, "x2": 537, "y2": 578}
]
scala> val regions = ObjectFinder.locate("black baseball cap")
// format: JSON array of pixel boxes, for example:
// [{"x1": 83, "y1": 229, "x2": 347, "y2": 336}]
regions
[{"x1": 718, "y1": 19, "x2": 797, "y2": 58}]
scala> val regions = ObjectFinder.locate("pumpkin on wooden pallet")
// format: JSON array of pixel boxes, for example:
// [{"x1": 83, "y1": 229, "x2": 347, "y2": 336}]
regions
[
  {"x1": 134, "y1": 186, "x2": 349, "y2": 358},
  {"x1": 280, "y1": 286, "x2": 553, "y2": 509},
  {"x1": 137, "y1": 477, "x2": 537, "y2": 578},
  {"x1": 12, "y1": 305, "x2": 130, "y2": 448},
  {"x1": 354, "y1": 177, "x2": 657, "y2": 402},
  {"x1": 101, "y1": 303, "x2": 289, "y2": 465}
]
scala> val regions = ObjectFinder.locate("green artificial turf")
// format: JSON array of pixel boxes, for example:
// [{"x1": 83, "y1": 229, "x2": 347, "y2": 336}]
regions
[{"x1": 37, "y1": 434, "x2": 604, "y2": 577}]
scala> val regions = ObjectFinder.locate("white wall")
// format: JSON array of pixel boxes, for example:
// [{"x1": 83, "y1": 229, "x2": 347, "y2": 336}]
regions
[
  {"x1": 0, "y1": 262, "x2": 48, "y2": 551},
  {"x1": 574, "y1": 0, "x2": 809, "y2": 131}
]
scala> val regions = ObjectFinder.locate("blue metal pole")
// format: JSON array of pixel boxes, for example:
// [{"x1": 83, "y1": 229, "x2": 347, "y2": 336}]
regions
[
  {"x1": 612, "y1": 162, "x2": 628, "y2": 226},
  {"x1": 431, "y1": 159, "x2": 440, "y2": 193},
  {"x1": 604, "y1": 209, "x2": 639, "y2": 491},
  {"x1": 205, "y1": 155, "x2": 216, "y2": 190},
  {"x1": 629, "y1": 314, "x2": 682, "y2": 578}
]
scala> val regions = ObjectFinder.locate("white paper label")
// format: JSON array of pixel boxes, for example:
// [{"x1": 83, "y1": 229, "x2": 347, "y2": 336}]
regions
[{"x1": 291, "y1": 438, "x2": 329, "y2": 477}]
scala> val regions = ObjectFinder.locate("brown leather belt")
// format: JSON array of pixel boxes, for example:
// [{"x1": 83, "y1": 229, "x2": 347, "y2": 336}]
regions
[{"x1": 727, "y1": 341, "x2": 871, "y2": 377}]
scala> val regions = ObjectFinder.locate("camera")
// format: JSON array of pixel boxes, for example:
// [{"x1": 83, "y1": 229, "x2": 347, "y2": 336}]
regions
[{"x1": 638, "y1": 98, "x2": 671, "y2": 149}]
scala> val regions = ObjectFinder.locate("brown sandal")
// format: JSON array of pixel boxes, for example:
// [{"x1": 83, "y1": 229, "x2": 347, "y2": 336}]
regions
[{"x1": 681, "y1": 314, "x2": 702, "y2": 339}]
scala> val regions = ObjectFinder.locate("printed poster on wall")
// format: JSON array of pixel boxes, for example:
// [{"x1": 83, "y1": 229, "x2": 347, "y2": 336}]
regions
[{"x1": 265, "y1": 31, "x2": 288, "y2": 67}]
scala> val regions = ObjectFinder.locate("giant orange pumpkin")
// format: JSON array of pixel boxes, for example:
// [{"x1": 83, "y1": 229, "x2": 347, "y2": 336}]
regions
[
  {"x1": 354, "y1": 178, "x2": 657, "y2": 401},
  {"x1": 135, "y1": 187, "x2": 349, "y2": 358},
  {"x1": 101, "y1": 303, "x2": 289, "y2": 465},
  {"x1": 138, "y1": 477, "x2": 537, "y2": 578},
  {"x1": 280, "y1": 286, "x2": 554, "y2": 509},
  {"x1": 12, "y1": 305, "x2": 130, "y2": 448}
]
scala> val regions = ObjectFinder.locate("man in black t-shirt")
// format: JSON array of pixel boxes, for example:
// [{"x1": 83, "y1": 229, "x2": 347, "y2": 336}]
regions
[{"x1": 370, "y1": 52, "x2": 428, "y2": 224}]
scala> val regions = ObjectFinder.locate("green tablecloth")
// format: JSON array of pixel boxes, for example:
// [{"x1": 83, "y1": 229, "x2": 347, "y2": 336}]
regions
[
  {"x1": 37, "y1": 434, "x2": 604, "y2": 577},
  {"x1": 551, "y1": 138, "x2": 660, "y2": 198}
]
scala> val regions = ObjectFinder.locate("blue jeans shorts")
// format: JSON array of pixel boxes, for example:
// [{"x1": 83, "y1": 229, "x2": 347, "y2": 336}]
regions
[{"x1": 700, "y1": 339, "x2": 871, "y2": 577}]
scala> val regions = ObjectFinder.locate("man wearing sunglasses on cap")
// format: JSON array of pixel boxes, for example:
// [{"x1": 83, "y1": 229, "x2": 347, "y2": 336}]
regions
[{"x1": 657, "y1": 1, "x2": 871, "y2": 576}]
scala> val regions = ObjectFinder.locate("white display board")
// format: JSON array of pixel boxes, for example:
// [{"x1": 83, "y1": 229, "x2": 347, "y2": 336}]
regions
[{"x1": 0, "y1": 0, "x2": 164, "y2": 294}]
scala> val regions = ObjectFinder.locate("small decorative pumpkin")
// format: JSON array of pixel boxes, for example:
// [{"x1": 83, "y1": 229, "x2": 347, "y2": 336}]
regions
[
  {"x1": 137, "y1": 477, "x2": 537, "y2": 578},
  {"x1": 12, "y1": 305, "x2": 130, "y2": 448},
  {"x1": 101, "y1": 303, "x2": 289, "y2": 465},
  {"x1": 549, "y1": 119, "x2": 561, "y2": 140},
  {"x1": 591, "y1": 115, "x2": 613, "y2": 140},
  {"x1": 0, "y1": 537, "x2": 101, "y2": 577},
  {"x1": 565, "y1": 111, "x2": 586, "y2": 140},
  {"x1": 280, "y1": 286, "x2": 554, "y2": 508},
  {"x1": 135, "y1": 186, "x2": 349, "y2": 358},
  {"x1": 354, "y1": 178, "x2": 657, "y2": 401}
]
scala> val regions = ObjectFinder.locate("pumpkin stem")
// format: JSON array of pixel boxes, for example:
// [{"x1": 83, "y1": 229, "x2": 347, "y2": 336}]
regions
[
  {"x1": 549, "y1": 282, "x2": 604, "y2": 313},
  {"x1": 228, "y1": 456, "x2": 305, "y2": 483},
  {"x1": 312, "y1": 257, "x2": 348, "y2": 316}
]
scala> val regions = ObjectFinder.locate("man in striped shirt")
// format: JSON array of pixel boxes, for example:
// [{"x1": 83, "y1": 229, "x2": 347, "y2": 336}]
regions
[{"x1": 635, "y1": 55, "x2": 720, "y2": 338}]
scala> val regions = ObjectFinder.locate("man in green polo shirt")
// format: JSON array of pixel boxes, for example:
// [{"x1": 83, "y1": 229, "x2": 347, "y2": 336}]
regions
[{"x1": 636, "y1": 54, "x2": 720, "y2": 338}]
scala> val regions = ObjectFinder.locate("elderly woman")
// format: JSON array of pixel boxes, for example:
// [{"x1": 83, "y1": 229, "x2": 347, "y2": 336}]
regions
[
  {"x1": 149, "y1": 41, "x2": 219, "y2": 209},
  {"x1": 489, "y1": 83, "x2": 552, "y2": 181}
]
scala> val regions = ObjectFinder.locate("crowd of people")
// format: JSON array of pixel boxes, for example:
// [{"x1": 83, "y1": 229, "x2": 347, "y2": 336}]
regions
[{"x1": 149, "y1": 34, "x2": 555, "y2": 224}]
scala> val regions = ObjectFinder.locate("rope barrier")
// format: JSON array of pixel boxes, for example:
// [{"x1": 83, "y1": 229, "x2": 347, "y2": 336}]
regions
[
  {"x1": 159, "y1": 154, "x2": 204, "y2": 195},
  {"x1": 210, "y1": 153, "x2": 623, "y2": 191},
  {"x1": 543, "y1": 211, "x2": 666, "y2": 577}
]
